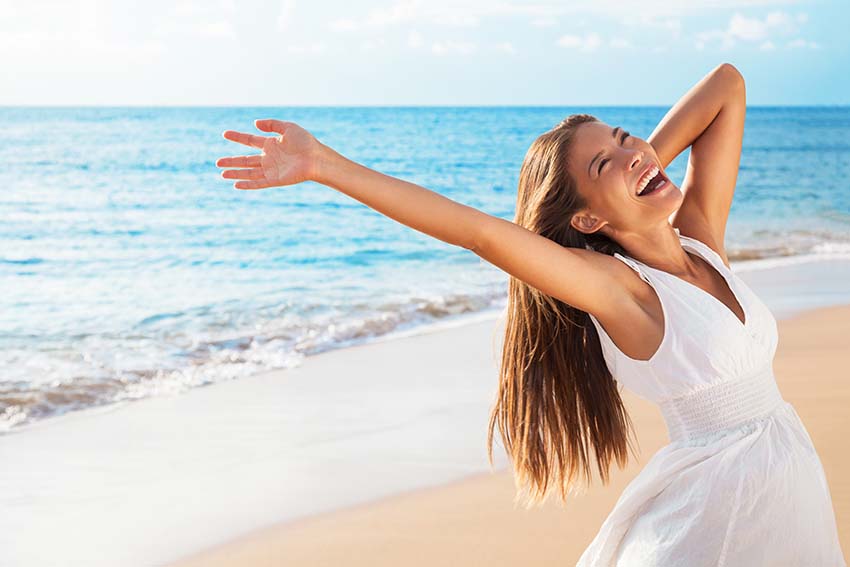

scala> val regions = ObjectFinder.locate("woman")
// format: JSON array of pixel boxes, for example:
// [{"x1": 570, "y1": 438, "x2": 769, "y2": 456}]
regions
[{"x1": 216, "y1": 63, "x2": 845, "y2": 565}]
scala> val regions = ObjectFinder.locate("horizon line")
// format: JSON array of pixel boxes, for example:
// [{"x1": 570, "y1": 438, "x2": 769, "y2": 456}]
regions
[{"x1": 1, "y1": 103, "x2": 848, "y2": 109}]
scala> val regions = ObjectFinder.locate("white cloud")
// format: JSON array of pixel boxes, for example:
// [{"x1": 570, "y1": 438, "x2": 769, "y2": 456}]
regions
[
  {"x1": 360, "y1": 38, "x2": 387, "y2": 51},
  {"x1": 732, "y1": 12, "x2": 793, "y2": 40},
  {"x1": 621, "y1": 14, "x2": 682, "y2": 41},
  {"x1": 325, "y1": 0, "x2": 806, "y2": 35},
  {"x1": 556, "y1": 35, "x2": 581, "y2": 48},
  {"x1": 195, "y1": 21, "x2": 235, "y2": 39},
  {"x1": 760, "y1": 40, "x2": 776, "y2": 50},
  {"x1": 695, "y1": 10, "x2": 810, "y2": 50},
  {"x1": 277, "y1": 0, "x2": 296, "y2": 31},
  {"x1": 329, "y1": 19, "x2": 358, "y2": 31},
  {"x1": 0, "y1": 0, "x2": 171, "y2": 70},
  {"x1": 727, "y1": 14, "x2": 769, "y2": 41},
  {"x1": 556, "y1": 32, "x2": 602, "y2": 52},
  {"x1": 765, "y1": 11, "x2": 802, "y2": 33},
  {"x1": 694, "y1": 29, "x2": 735, "y2": 51},
  {"x1": 155, "y1": 0, "x2": 237, "y2": 41},
  {"x1": 431, "y1": 40, "x2": 476, "y2": 55},
  {"x1": 609, "y1": 37, "x2": 632, "y2": 49},
  {"x1": 495, "y1": 42, "x2": 516, "y2": 54},
  {"x1": 408, "y1": 30, "x2": 424, "y2": 48},
  {"x1": 787, "y1": 38, "x2": 820, "y2": 49},
  {"x1": 531, "y1": 17, "x2": 558, "y2": 28},
  {"x1": 0, "y1": 30, "x2": 167, "y2": 69},
  {"x1": 350, "y1": 0, "x2": 412, "y2": 29},
  {"x1": 325, "y1": 0, "x2": 564, "y2": 33},
  {"x1": 328, "y1": 0, "x2": 480, "y2": 32},
  {"x1": 287, "y1": 42, "x2": 327, "y2": 54}
]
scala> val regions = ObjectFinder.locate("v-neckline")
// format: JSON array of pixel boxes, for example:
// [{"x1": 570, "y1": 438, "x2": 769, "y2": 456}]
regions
[{"x1": 676, "y1": 245, "x2": 748, "y2": 328}]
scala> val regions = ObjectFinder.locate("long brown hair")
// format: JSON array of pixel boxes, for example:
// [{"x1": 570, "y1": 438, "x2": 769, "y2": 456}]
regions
[{"x1": 487, "y1": 113, "x2": 639, "y2": 508}]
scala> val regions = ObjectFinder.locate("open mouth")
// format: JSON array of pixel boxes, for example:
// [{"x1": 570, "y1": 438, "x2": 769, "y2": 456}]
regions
[{"x1": 637, "y1": 167, "x2": 668, "y2": 197}]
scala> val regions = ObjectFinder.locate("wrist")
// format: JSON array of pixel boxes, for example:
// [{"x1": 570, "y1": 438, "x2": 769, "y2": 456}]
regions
[{"x1": 310, "y1": 141, "x2": 342, "y2": 185}]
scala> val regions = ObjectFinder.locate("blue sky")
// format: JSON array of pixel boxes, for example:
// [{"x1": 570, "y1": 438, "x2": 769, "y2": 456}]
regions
[{"x1": 1, "y1": 0, "x2": 846, "y2": 105}]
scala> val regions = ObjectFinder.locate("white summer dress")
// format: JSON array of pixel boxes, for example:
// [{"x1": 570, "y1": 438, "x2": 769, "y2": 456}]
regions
[{"x1": 577, "y1": 228, "x2": 846, "y2": 566}]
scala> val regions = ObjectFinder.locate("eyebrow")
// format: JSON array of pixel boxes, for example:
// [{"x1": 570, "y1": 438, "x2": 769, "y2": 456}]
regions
[{"x1": 588, "y1": 126, "x2": 622, "y2": 180}]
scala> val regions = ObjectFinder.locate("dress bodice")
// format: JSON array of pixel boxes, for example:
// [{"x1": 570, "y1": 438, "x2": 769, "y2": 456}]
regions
[
  {"x1": 578, "y1": 232, "x2": 845, "y2": 566},
  {"x1": 587, "y1": 228, "x2": 782, "y2": 443}
]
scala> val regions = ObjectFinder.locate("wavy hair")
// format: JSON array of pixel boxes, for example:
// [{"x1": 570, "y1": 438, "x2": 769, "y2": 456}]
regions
[{"x1": 487, "y1": 113, "x2": 639, "y2": 508}]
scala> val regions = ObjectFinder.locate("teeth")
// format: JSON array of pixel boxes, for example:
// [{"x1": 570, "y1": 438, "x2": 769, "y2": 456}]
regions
[{"x1": 637, "y1": 165, "x2": 660, "y2": 195}]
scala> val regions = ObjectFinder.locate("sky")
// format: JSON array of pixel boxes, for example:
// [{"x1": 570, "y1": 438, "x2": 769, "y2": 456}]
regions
[{"x1": 0, "y1": 0, "x2": 846, "y2": 106}]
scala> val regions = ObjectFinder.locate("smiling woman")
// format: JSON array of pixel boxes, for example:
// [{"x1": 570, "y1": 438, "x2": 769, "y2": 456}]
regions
[{"x1": 215, "y1": 62, "x2": 845, "y2": 566}]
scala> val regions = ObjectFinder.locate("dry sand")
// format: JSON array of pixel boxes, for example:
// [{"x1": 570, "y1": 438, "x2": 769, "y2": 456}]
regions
[{"x1": 171, "y1": 304, "x2": 850, "y2": 567}]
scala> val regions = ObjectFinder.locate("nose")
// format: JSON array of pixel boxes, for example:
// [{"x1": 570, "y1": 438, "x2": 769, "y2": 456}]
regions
[{"x1": 627, "y1": 150, "x2": 644, "y2": 171}]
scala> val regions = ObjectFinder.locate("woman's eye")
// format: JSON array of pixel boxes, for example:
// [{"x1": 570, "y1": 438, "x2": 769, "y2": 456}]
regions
[
  {"x1": 599, "y1": 131, "x2": 631, "y2": 174},
  {"x1": 596, "y1": 132, "x2": 631, "y2": 174}
]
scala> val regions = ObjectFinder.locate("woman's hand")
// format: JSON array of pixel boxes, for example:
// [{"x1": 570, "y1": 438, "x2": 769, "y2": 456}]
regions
[{"x1": 216, "y1": 119, "x2": 323, "y2": 189}]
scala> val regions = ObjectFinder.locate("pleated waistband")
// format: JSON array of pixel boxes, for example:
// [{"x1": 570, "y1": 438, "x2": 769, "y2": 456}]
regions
[{"x1": 658, "y1": 366, "x2": 785, "y2": 444}]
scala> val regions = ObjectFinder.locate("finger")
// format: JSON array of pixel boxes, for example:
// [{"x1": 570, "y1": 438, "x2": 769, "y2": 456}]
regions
[
  {"x1": 216, "y1": 155, "x2": 262, "y2": 168},
  {"x1": 221, "y1": 168, "x2": 264, "y2": 180},
  {"x1": 255, "y1": 119, "x2": 291, "y2": 135},
  {"x1": 222, "y1": 130, "x2": 268, "y2": 149},
  {"x1": 234, "y1": 179, "x2": 274, "y2": 190}
]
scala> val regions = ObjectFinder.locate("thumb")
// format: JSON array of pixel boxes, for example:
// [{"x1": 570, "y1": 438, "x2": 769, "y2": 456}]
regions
[{"x1": 255, "y1": 118, "x2": 289, "y2": 135}]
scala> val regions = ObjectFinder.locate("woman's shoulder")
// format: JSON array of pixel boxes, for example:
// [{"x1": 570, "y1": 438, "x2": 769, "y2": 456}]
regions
[{"x1": 575, "y1": 247, "x2": 651, "y2": 311}]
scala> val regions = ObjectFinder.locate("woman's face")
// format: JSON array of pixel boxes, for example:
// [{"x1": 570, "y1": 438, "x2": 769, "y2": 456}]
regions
[{"x1": 567, "y1": 121, "x2": 682, "y2": 236}]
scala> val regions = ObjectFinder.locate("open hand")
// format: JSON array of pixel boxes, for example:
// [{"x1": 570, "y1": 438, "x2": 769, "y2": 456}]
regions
[{"x1": 216, "y1": 119, "x2": 322, "y2": 189}]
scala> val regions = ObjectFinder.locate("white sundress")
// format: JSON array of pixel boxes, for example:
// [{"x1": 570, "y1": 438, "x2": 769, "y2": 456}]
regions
[{"x1": 577, "y1": 228, "x2": 846, "y2": 566}]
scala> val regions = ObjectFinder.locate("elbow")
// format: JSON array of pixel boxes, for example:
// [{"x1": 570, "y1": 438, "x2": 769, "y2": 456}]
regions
[
  {"x1": 454, "y1": 206, "x2": 487, "y2": 255},
  {"x1": 466, "y1": 228, "x2": 483, "y2": 255},
  {"x1": 466, "y1": 209, "x2": 495, "y2": 256},
  {"x1": 719, "y1": 62, "x2": 745, "y2": 90}
]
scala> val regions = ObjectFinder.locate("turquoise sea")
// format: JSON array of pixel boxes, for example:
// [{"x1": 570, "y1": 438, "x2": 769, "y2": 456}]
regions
[{"x1": 2, "y1": 106, "x2": 849, "y2": 431}]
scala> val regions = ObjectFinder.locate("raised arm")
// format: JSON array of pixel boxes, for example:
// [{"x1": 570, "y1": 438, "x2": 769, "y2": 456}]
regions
[
  {"x1": 216, "y1": 120, "x2": 633, "y2": 318},
  {"x1": 312, "y1": 139, "x2": 484, "y2": 251},
  {"x1": 647, "y1": 62, "x2": 747, "y2": 259}
]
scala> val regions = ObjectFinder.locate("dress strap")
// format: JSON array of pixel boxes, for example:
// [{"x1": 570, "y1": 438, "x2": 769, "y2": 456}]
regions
[{"x1": 612, "y1": 252, "x2": 650, "y2": 282}]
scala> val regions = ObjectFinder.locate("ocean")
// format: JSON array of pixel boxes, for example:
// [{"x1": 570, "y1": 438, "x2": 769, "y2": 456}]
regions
[{"x1": 3, "y1": 106, "x2": 849, "y2": 432}]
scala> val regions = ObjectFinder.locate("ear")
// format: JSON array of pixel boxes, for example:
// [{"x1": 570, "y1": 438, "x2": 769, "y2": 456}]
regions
[{"x1": 570, "y1": 210, "x2": 607, "y2": 235}]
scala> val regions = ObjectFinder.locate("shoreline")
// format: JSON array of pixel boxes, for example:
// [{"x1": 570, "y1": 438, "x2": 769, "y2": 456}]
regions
[
  {"x1": 7, "y1": 252, "x2": 850, "y2": 437},
  {"x1": 169, "y1": 303, "x2": 850, "y2": 567},
  {"x1": 1, "y1": 258, "x2": 849, "y2": 566}
]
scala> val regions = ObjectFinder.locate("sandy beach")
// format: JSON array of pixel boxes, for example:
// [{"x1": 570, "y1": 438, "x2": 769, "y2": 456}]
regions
[
  {"x1": 1, "y1": 258, "x2": 848, "y2": 567},
  {"x1": 169, "y1": 304, "x2": 850, "y2": 567}
]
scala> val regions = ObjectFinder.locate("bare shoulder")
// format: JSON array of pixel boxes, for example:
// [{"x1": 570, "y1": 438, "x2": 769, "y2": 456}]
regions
[{"x1": 471, "y1": 215, "x2": 651, "y2": 328}]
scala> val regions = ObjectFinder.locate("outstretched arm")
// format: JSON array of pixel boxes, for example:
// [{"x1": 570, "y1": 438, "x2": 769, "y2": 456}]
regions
[
  {"x1": 216, "y1": 120, "x2": 636, "y2": 319},
  {"x1": 313, "y1": 137, "x2": 488, "y2": 252},
  {"x1": 217, "y1": 119, "x2": 483, "y2": 250}
]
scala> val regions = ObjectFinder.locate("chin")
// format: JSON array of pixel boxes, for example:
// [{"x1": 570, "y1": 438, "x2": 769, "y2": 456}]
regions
[{"x1": 666, "y1": 185, "x2": 685, "y2": 213}]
